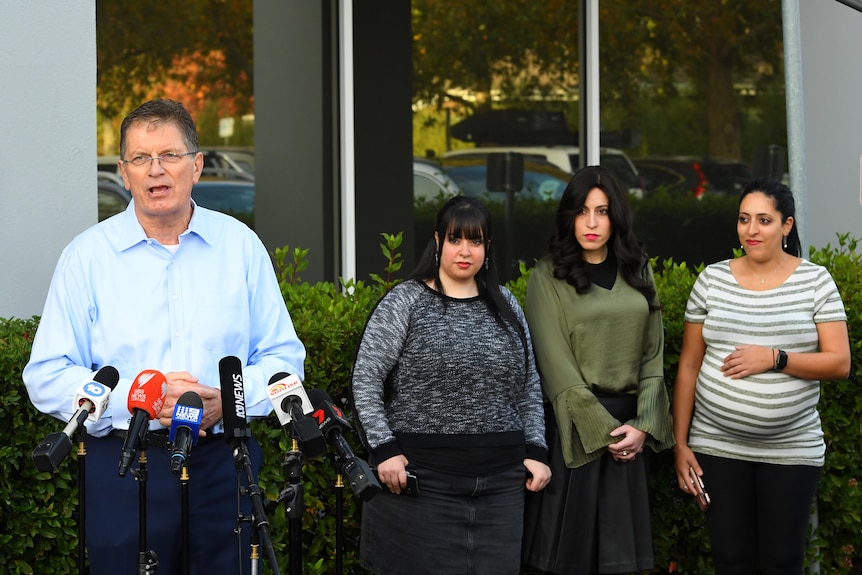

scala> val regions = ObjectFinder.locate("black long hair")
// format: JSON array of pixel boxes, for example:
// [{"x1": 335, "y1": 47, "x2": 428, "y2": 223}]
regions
[
  {"x1": 548, "y1": 165, "x2": 659, "y2": 309},
  {"x1": 739, "y1": 177, "x2": 802, "y2": 257},
  {"x1": 411, "y1": 195, "x2": 529, "y2": 350}
]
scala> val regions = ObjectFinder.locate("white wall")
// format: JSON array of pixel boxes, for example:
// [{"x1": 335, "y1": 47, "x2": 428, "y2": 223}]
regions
[
  {"x1": 799, "y1": 0, "x2": 862, "y2": 249},
  {"x1": 0, "y1": 2, "x2": 96, "y2": 319}
]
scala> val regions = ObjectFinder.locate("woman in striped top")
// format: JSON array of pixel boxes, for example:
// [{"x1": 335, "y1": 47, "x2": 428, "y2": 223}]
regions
[{"x1": 672, "y1": 178, "x2": 851, "y2": 574}]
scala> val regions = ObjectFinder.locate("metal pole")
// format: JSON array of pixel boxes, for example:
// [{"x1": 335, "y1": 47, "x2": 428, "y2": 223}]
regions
[
  {"x1": 339, "y1": 0, "x2": 357, "y2": 282},
  {"x1": 578, "y1": 0, "x2": 600, "y2": 168},
  {"x1": 782, "y1": 0, "x2": 809, "y2": 254}
]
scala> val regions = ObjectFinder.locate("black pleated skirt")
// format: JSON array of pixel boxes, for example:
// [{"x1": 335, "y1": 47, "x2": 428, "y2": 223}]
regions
[{"x1": 522, "y1": 397, "x2": 655, "y2": 575}]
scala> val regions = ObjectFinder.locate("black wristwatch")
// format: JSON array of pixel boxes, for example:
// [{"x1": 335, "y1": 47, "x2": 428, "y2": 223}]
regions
[{"x1": 774, "y1": 349, "x2": 788, "y2": 371}]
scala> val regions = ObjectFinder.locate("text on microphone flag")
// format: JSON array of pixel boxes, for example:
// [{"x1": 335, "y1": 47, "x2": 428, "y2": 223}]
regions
[
  {"x1": 268, "y1": 381, "x2": 289, "y2": 398},
  {"x1": 174, "y1": 404, "x2": 202, "y2": 423},
  {"x1": 134, "y1": 370, "x2": 159, "y2": 387},
  {"x1": 79, "y1": 382, "x2": 108, "y2": 402},
  {"x1": 232, "y1": 373, "x2": 246, "y2": 419},
  {"x1": 130, "y1": 387, "x2": 166, "y2": 414},
  {"x1": 312, "y1": 404, "x2": 343, "y2": 428},
  {"x1": 312, "y1": 408, "x2": 326, "y2": 427}
]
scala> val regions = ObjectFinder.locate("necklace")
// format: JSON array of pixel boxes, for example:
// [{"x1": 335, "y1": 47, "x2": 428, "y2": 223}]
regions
[{"x1": 748, "y1": 254, "x2": 788, "y2": 285}]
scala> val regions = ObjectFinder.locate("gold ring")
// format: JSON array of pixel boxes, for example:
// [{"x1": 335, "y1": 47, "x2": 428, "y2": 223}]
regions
[{"x1": 622, "y1": 450, "x2": 629, "y2": 456}]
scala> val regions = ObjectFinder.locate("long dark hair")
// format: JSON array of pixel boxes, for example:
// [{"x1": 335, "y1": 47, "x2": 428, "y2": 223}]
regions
[
  {"x1": 411, "y1": 195, "x2": 529, "y2": 349},
  {"x1": 739, "y1": 177, "x2": 802, "y2": 257},
  {"x1": 548, "y1": 165, "x2": 658, "y2": 308}
]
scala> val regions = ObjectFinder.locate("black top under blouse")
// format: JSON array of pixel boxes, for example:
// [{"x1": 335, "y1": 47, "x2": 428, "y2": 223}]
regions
[{"x1": 584, "y1": 251, "x2": 617, "y2": 290}]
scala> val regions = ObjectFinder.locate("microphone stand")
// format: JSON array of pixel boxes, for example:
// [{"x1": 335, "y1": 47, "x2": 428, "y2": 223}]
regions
[
  {"x1": 76, "y1": 424, "x2": 87, "y2": 575},
  {"x1": 130, "y1": 434, "x2": 159, "y2": 574},
  {"x1": 279, "y1": 438, "x2": 305, "y2": 575},
  {"x1": 231, "y1": 440, "x2": 280, "y2": 575},
  {"x1": 249, "y1": 525, "x2": 260, "y2": 575},
  {"x1": 180, "y1": 463, "x2": 190, "y2": 575},
  {"x1": 333, "y1": 456, "x2": 345, "y2": 575}
]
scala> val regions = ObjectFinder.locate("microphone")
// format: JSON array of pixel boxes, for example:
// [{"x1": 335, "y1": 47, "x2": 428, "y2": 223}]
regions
[
  {"x1": 267, "y1": 372, "x2": 326, "y2": 457},
  {"x1": 169, "y1": 391, "x2": 204, "y2": 474},
  {"x1": 266, "y1": 372, "x2": 313, "y2": 424},
  {"x1": 219, "y1": 355, "x2": 251, "y2": 446},
  {"x1": 32, "y1": 366, "x2": 120, "y2": 473},
  {"x1": 308, "y1": 389, "x2": 381, "y2": 501},
  {"x1": 118, "y1": 369, "x2": 168, "y2": 477}
]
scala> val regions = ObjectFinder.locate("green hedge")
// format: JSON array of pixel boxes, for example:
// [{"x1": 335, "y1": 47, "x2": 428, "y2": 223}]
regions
[{"x1": 2, "y1": 234, "x2": 861, "y2": 574}]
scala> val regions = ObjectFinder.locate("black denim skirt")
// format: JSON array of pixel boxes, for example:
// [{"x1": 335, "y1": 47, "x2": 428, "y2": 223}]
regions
[{"x1": 360, "y1": 462, "x2": 526, "y2": 575}]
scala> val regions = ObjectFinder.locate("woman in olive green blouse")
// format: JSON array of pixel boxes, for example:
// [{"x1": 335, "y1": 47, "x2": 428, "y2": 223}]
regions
[{"x1": 522, "y1": 165, "x2": 674, "y2": 575}]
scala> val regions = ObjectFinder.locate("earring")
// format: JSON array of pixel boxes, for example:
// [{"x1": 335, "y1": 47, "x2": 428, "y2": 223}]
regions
[
  {"x1": 435, "y1": 252, "x2": 439, "y2": 267},
  {"x1": 485, "y1": 258, "x2": 489, "y2": 270},
  {"x1": 783, "y1": 236, "x2": 788, "y2": 249}
]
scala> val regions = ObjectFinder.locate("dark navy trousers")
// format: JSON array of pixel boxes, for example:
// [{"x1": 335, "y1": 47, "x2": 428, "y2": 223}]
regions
[{"x1": 83, "y1": 433, "x2": 263, "y2": 575}]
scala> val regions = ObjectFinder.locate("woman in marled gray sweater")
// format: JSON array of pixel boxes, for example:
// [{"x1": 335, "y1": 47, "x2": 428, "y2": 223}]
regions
[{"x1": 352, "y1": 196, "x2": 551, "y2": 575}]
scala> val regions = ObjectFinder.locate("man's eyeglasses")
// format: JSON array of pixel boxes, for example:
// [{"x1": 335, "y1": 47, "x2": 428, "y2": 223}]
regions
[{"x1": 122, "y1": 151, "x2": 198, "y2": 168}]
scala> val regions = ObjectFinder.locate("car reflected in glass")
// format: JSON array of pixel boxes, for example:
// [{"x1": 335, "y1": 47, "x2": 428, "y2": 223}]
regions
[
  {"x1": 97, "y1": 173, "x2": 255, "y2": 229},
  {"x1": 192, "y1": 180, "x2": 255, "y2": 229},
  {"x1": 98, "y1": 172, "x2": 131, "y2": 221},
  {"x1": 414, "y1": 157, "x2": 460, "y2": 202},
  {"x1": 439, "y1": 155, "x2": 571, "y2": 203}
]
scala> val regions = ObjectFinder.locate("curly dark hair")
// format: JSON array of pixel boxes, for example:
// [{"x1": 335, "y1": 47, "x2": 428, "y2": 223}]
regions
[{"x1": 548, "y1": 165, "x2": 658, "y2": 309}]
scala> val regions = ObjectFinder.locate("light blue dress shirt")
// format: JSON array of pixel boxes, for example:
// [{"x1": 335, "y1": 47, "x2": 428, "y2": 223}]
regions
[{"x1": 23, "y1": 200, "x2": 306, "y2": 436}]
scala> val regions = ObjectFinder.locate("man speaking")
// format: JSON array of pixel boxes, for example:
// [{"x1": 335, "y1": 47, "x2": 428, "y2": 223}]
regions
[{"x1": 23, "y1": 99, "x2": 305, "y2": 575}]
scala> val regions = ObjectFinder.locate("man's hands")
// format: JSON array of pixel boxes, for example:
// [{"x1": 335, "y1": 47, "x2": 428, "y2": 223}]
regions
[{"x1": 157, "y1": 371, "x2": 222, "y2": 434}]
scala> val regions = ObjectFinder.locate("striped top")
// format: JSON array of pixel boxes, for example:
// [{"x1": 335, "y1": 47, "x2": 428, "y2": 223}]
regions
[{"x1": 684, "y1": 258, "x2": 846, "y2": 466}]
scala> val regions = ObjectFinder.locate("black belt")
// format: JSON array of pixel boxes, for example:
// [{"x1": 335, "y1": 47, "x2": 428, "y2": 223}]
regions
[{"x1": 108, "y1": 429, "x2": 224, "y2": 448}]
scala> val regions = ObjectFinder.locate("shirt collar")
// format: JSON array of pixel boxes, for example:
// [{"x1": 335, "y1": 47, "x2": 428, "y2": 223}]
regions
[{"x1": 111, "y1": 199, "x2": 215, "y2": 252}]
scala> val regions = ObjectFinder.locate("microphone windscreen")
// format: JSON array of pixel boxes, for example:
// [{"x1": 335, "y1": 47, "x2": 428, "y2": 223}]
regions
[
  {"x1": 177, "y1": 390, "x2": 204, "y2": 409},
  {"x1": 219, "y1": 355, "x2": 248, "y2": 442},
  {"x1": 128, "y1": 369, "x2": 168, "y2": 418},
  {"x1": 93, "y1": 365, "x2": 120, "y2": 389},
  {"x1": 307, "y1": 388, "x2": 332, "y2": 409}
]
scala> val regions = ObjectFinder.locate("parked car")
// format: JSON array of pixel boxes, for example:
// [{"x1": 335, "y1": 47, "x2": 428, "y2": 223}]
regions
[
  {"x1": 98, "y1": 172, "x2": 131, "y2": 221},
  {"x1": 700, "y1": 159, "x2": 752, "y2": 195},
  {"x1": 633, "y1": 156, "x2": 752, "y2": 198},
  {"x1": 95, "y1": 175, "x2": 255, "y2": 229},
  {"x1": 200, "y1": 147, "x2": 255, "y2": 180},
  {"x1": 441, "y1": 145, "x2": 644, "y2": 198},
  {"x1": 438, "y1": 154, "x2": 571, "y2": 203},
  {"x1": 192, "y1": 179, "x2": 256, "y2": 229},
  {"x1": 97, "y1": 155, "x2": 121, "y2": 175},
  {"x1": 413, "y1": 157, "x2": 461, "y2": 201}
]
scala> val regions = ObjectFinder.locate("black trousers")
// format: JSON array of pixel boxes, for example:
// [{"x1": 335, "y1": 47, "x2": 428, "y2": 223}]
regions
[{"x1": 697, "y1": 453, "x2": 822, "y2": 575}]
